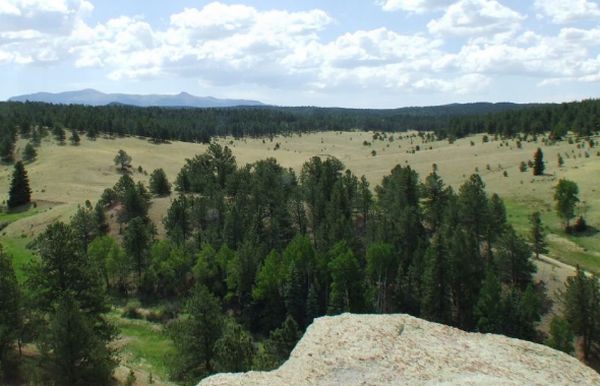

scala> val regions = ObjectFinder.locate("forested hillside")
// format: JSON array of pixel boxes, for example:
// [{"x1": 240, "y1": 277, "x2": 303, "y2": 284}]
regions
[
  {"x1": 1, "y1": 99, "x2": 599, "y2": 162},
  {"x1": 0, "y1": 141, "x2": 551, "y2": 384}
]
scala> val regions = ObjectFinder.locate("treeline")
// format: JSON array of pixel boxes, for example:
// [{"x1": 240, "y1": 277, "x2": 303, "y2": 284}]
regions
[{"x1": 1, "y1": 99, "x2": 599, "y2": 161}]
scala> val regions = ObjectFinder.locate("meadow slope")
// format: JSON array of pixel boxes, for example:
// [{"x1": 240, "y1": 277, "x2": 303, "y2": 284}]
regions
[{"x1": 2, "y1": 130, "x2": 599, "y2": 271}]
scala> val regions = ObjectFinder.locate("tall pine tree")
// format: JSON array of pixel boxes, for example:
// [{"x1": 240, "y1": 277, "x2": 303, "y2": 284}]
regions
[
  {"x1": 533, "y1": 148, "x2": 544, "y2": 176},
  {"x1": 0, "y1": 244, "x2": 20, "y2": 380},
  {"x1": 7, "y1": 161, "x2": 31, "y2": 209},
  {"x1": 529, "y1": 211, "x2": 547, "y2": 259}
]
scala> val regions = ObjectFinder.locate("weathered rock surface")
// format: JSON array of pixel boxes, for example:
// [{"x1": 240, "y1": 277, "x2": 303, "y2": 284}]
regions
[{"x1": 199, "y1": 313, "x2": 600, "y2": 386}]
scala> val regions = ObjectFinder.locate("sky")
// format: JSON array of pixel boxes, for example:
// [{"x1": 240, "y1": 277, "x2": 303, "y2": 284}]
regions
[{"x1": 0, "y1": 0, "x2": 599, "y2": 108}]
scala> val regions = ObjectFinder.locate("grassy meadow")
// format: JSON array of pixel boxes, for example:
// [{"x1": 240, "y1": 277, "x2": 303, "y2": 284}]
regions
[
  {"x1": 2, "y1": 129, "x2": 600, "y2": 380},
  {"x1": 2, "y1": 130, "x2": 600, "y2": 270}
]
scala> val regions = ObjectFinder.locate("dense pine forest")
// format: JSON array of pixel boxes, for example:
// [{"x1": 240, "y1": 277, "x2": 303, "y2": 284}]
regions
[
  {"x1": 1, "y1": 99, "x2": 600, "y2": 163},
  {"x1": 2, "y1": 99, "x2": 600, "y2": 384},
  {"x1": 0, "y1": 142, "x2": 562, "y2": 384}
]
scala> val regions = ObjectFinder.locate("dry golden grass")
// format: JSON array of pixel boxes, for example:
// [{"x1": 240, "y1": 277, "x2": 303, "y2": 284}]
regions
[
  {"x1": 2, "y1": 130, "x2": 600, "y2": 269},
  {"x1": 3, "y1": 130, "x2": 600, "y2": 373}
]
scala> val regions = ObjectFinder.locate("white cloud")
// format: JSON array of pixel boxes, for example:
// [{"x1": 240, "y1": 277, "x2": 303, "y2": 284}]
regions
[
  {"x1": 436, "y1": 28, "x2": 600, "y2": 84},
  {"x1": 71, "y1": 16, "x2": 159, "y2": 69},
  {"x1": 428, "y1": 0, "x2": 525, "y2": 36},
  {"x1": 0, "y1": 0, "x2": 93, "y2": 64},
  {"x1": 67, "y1": 2, "x2": 334, "y2": 85},
  {"x1": 305, "y1": 28, "x2": 446, "y2": 91},
  {"x1": 375, "y1": 0, "x2": 453, "y2": 13},
  {"x1": 534, "y1": 0, "x2": 600, "y2": 24},
  {"x1": 2, "y1": 0, "x2": 599, "y2": 102},
  {"x1": 0, "y1": 0, "x2": 92, "y2": 33},
  {"x1": 413, "y1": 73, "x2": 490, "y2": 93}
]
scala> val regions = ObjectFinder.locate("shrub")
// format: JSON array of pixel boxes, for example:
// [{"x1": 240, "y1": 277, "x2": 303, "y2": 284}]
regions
[
  {"x1": 122, "y1": 305, "x2": 142, "y2": 319},
  {"x1": 572, "y1": 217, "x2": 587, "y2": 233},
  {"x1": 519, "y1": 161, "x2": 527, "y2": 172}
]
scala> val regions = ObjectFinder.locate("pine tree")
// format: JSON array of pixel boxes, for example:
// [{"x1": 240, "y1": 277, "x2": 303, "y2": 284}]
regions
[
  {"x1": 53, "y1": 126, "x2": 66, "y2": 145},
  {"x1": 356, "y1": 175, "x2": 372, "y2": 233},
  {"x1": 422, "y1": 171, "x2": 448, "y2": 233},
  {"x1": 93, "y1": 201, "x2": 109, "y2": 234},
  {"x1": 327, "y1": 242, "x2": 366, "y2": 314},
  {"x1": 561, "y1": 267, "x2": 600, "y2": 360},
  {"x1": 252, "y1": 250, "x2": 286, "y2": 331},
  {"x1": 513, "y1": 284, "x2": 541, "y2": 340},
  {"x1": 495, "y1": 226, "x2": 536, "y2": 290},
  {"x1": 70, "y1": 202, "x2": 98, "y2": 256},
  {"x1": 484, "y1": 193, "x2": 507, "y2": 261},
  {"x1": 0, "y1": 136, "x2": 14, "y2": 163},
  {"x1": 27, "y1": 223, "x2": 116, "y2": 383},
  {"x1": 31, "y1": 128, "x2": 42, "y2": 147},
  {"x1": 169, "y1": 284, "x2": 223, "y2": 382},
  {"x1": 44, "y1": 295, "x2": 116, "y2": 386},
  {"x1": 69, "y1": 129, "x2": 81, "y2": 146},
  {"x1": 545, "y1": 316, "x2": 574, "y2": 354},
  {"x1": 149, "y1": 168, "x2": 171, "y2": 196},
  {"x1": 120, "y1": 182, "x2": 150, "y2": 223},
  {"x1": 22, "y1": 142, "x2": 37, "y2": 162},
  {"x1": 214, "y1": 318, "x2": 255, "y2": 372},
  {"x1": 475, "y1": 270, "x2": 503, "y2": 333},
  {"x1": 420, "y1": 233, "x2": 451, "y2": 324},
  {"x1": 0, "y1": 244, "x2": 20, "y2": 380},
  {"x1": 494, "y1": 285, "x2": 540, "y2": 340},
  {"x1": 284, "y1": 262, "x2": 307, "y2": 328},
  {"x1": 27, "y1": 222, "x2": 111, "y2": 322},
  {"x1": 7, "y1": 161, "x2": 32, "y2": 209},
  {"x1": 457, "y1": 174, "x2": 489, "y2": 251},
  {"x1": 366, "y1": 242, "x2": 397, "y2": 313},
  {"x1": 529, "y1": 211, "x2": 547, "y2": 259},
  {"x1": 123, "y1": 217, "x2": 155, "y2": 286},
  {"x1": 305, "y1": 280, "x2": 321, "y2": 324},
  {"x1": 533, "y1": 147, "x2": 544, "y2": 176},
  {"x1": 254, "y1": 316, "x2": 301, "y2": 370}
]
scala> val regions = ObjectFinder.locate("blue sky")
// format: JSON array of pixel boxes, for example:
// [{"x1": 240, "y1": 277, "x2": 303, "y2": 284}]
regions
[{"x1": 1, "y1": 0, "x2": 599, "y2": 108}]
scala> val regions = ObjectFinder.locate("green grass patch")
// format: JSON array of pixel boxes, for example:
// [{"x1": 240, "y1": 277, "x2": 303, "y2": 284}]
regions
[
  {"x1": 109, "y1": 311, "x2": 175, "y2": 381},
  {"x1": 0, "y1": 236, "x2": 35, "y2": 281},
  {"x1": 0, "y1": 205, "x2": 42, "y2": 226},
  {"x1": 504, "y1": 197, "x2": 600, "y2": 273}
]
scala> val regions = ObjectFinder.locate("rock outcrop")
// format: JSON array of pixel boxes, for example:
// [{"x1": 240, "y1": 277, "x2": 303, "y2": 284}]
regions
[{"x1": 199, "y1": 313, "x2": 600, "y2": 386}]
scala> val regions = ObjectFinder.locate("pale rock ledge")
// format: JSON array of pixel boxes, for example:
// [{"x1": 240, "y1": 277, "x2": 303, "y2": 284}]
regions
[{"x1": 199, "y1": 313, "x2": 600, "y2": 386}]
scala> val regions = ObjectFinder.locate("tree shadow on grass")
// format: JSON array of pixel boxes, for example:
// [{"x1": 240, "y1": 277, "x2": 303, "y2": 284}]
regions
[
  {"x1": 6, "y1": 202, "x2": 33, "y2": 214},
  {"x1": 568, "y1": 225, "x2": 599, "y2": 238}
]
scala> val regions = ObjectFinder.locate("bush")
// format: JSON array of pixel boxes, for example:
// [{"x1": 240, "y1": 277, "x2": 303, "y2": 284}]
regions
[
  {"x1": 572, "y1": 217, "x2": 587, "y2": 233},
  {"x1": 122, "y1": 305, "x2": 143, "y2": 319},
  {"x1": 125, "y1": 369, "x2": 136, "y2": 386},
  {"x1": 145, "y1": 309, "x2": 174, "y2": 324},
  {"x1": 519, "y1": 161, "x2": 527, "y2": 172}
]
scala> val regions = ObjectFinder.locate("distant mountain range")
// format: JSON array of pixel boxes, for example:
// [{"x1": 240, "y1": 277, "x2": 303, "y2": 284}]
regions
[{"x1": 8, "y1": 89, "x2": 265, "y2": 108}]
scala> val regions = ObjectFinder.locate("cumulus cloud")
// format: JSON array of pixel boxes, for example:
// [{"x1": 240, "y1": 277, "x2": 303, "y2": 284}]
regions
[
  {"x1": 1, "y1": 0, "x2": 599, "y2": 100},
  {"x1": 428, "y1": 0, "x2": 525, "y2": 36},
  {"x1": 436, "y1": 27, "x2": 600, "y2": 84},
  {"x1": 0, "y1": 0, "x2": 92, "y2": 64},
  {"x1": 534, "y1": 0, "x2": 600, "y2": 24},
  {"x1": 375, "y1": 0, "x2": 453, "y2": 13},
  {"x1": 0, "y1": 0, "x2": 93, "y2": 33}
]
